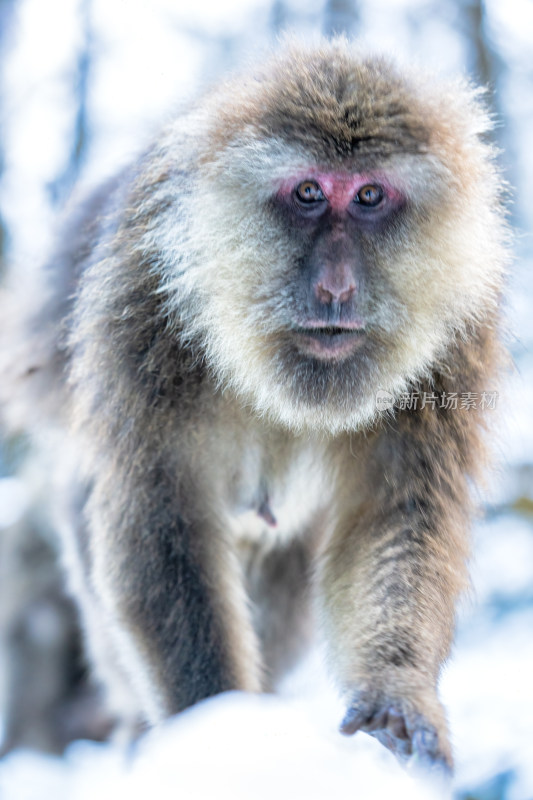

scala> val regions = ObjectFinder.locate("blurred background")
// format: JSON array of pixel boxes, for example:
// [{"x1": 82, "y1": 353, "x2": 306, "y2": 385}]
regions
[{"x1": 0, "y1": 1, "x2": 532, "y2": 799}]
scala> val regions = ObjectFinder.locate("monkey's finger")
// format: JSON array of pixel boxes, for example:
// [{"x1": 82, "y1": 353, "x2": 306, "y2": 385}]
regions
[
  {"x1": 412, "y1": 730, "x2": 451, "y2": 767},
  {"x1": 384, "y1": 706, "x2": 409, "y2": 740},
  {"x1": 411, "y1": 725, "x2": 439, "y2": 757},
  {"x1": 408, "y1": 724, "x2": 453, "y2": 785},
  {"x1": 360, "y1": 706, "x2": 390, "y2": 733},
  {"x1": 368, "y1": 707, "x2": 412, "y2": 759},
  {"x1": 339, "y1": 705, "x2": 373, "y2": 735}
]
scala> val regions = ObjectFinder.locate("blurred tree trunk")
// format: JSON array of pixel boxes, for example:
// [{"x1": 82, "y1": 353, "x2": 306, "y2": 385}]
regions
[
  {"x1": 0, "y1": 0, "x2": 17, "y2": 272},
  {"x1": 463, "y1": 0, "x2": 496, "y2": 83},
  {"x1": 270, "y1": 0, "x2": 289, "y2": 33},
  {"x1": 461, "y1": 0, "x2": 518, "y2": 222},
  {"x1": 462, "y1": 0, "x2": 504, "y2": 120},
  {"x1": 323, "y1": 0, "x2": 360, "y2": 38},
  {"x1": 48, "y1": 0, "x2": 93, "y2": 206}
]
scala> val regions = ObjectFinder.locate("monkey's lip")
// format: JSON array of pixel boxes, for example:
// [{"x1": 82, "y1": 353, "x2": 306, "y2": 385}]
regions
[{"x1": 292, "y1": 323, "x2": 366, "y2": 359}]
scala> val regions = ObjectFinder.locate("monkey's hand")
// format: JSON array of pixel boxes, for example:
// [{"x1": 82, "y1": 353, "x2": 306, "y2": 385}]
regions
[{"x1": 340, "y1": 688, "x2": 452, "y2": 780}]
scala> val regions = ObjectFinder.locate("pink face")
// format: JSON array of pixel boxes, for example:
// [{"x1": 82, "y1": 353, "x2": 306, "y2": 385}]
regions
[{"x1": 271, "y1": 170, "x2": 406, "y2": 362}]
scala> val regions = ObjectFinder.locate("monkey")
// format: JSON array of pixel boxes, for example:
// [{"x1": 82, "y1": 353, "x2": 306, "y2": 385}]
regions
[
  {"x1": 0, "y1": 39, "x2": 509, "y2": 775},
  {"x1": 0, "y1": 488, "x2": 113, "y2": 754}
]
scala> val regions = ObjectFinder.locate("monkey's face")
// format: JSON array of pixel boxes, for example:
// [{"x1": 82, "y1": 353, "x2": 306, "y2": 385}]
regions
[
  {"x1": 175, "y1": 147, "x2": 502, "y2": 435},
  {"x1": 162, "y1": 48, "x2": 506, "y2": 434},
  {"x1": 270, "y1": 170, "x2": 406, "y2": 363}
]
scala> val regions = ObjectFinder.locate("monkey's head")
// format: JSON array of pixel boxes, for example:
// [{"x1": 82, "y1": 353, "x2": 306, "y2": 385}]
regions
[{"x1": 159, "y1": 40, "x2": 507, "y2": 434}]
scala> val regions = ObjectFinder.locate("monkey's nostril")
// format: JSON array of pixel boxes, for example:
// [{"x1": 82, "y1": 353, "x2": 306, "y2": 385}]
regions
[
  {"x1": 316, "y1": 283, "x2": 335, "y2": 304},
  {"x1": 339, "y1": 286, "x2": 356, "y2": 304}
]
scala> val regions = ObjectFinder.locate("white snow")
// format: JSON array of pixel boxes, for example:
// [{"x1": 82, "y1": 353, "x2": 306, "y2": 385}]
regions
[{"x1": 0, "y1": 689, "x2": 443, "y2": 800}]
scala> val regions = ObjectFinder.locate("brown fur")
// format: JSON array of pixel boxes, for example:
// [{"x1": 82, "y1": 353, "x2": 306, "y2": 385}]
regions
[{"x1": 0, "y1": 39, "x2": 509, "y2": 772}]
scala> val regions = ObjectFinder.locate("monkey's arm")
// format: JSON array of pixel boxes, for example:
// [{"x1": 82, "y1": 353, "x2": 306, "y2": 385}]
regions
[
  {"x1": 320, "y1": 363, "x2": 494, "y2": 773},
  {"x1": 86, "y1": 454, "x2": 262, "y2": 721},
  {"x1": 61, "y1": 181, "x2": 263, "y2": 720}
]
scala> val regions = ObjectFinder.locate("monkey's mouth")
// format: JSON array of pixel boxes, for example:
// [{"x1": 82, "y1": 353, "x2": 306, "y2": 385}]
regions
[{"x1": 292, "y1": 325, "x2": 366, "y2": 360}]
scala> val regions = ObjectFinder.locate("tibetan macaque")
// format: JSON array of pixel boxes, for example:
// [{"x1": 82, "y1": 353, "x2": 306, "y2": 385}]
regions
[{"x1": 0, "y1": 40, "x2": 509, "y2": 774}]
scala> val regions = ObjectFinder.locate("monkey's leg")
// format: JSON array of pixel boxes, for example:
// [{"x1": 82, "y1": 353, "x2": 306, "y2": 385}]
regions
[
  {"x1": 320, "y1": 410, "x2": 474, "y2": 775},
  {"x1": 243, "y1": 535, "x2": 316, "y2": 689},
  {"x1": 57, "y1": 480, "x2": 145, "y2": 741},
  {"x1": 87, "y1": 468, "x2": 262, "y2": 723}
]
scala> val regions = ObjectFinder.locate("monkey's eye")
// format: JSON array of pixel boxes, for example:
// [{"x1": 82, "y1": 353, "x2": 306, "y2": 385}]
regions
[
  {"x1": 354, "y1": 184, "x2": 384, "y2": 207},
  {"x1": 295, "y1": 180, "x2": 325, "y2": 204}
]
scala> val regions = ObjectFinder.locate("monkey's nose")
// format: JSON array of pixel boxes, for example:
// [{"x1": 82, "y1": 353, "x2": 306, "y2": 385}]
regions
[
  {"x1": 315, "y1": 280, "x2": 356, "y2": 305},
  {"x1": 314, "y1": 262, "x2": 357, "y2": 306}
]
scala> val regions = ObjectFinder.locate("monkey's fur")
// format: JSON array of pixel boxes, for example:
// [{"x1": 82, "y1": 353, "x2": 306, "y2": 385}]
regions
[{"x1": 1, "y1": 40, "x2": 509, "y2": 772}]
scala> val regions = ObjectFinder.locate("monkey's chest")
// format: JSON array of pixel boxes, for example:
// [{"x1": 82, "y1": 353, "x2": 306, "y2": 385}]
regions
[{"x1": 225, "y1": 445, "x2": 330, "y2": 545}]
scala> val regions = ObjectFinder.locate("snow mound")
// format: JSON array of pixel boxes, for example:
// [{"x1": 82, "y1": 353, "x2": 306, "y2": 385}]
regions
[{"x1": 0, "y1": 691, "x2": 442, "y2": 800}]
